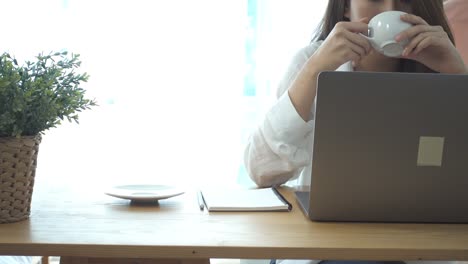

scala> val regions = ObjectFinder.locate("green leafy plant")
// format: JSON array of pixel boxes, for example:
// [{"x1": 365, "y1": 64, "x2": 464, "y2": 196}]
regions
[{"x1": 0, "y1": 51, "x2": 96, "y2": 137}]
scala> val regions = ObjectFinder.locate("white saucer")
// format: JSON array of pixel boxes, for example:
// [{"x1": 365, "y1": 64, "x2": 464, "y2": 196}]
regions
[{"x1": 105, "y1": 185, "x2": 184, "y2": 201}]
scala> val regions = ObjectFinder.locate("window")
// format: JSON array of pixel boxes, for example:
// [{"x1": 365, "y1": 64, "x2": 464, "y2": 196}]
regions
[{"x1": 2, "y1": 0, "x2": 326, "y2": 189}]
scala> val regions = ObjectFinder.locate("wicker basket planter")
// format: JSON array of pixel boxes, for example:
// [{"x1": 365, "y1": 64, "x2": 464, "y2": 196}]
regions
[
  {"x1": 0, "y1": 52, "x2": 95, "y2": 223},
  {"x1": 0, "y1": 135, "x2": 42, "y2": 224}
]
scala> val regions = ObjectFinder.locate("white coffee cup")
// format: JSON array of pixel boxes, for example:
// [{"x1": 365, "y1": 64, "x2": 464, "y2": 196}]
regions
[{"x1": 363, "y1": 11, "x2": 413, "y2": 57}]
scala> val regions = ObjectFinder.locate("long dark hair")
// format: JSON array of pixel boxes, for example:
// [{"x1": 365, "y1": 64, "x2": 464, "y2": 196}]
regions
[{"x1": 312, "y1": 0, "x2": 454, "y2": 73}]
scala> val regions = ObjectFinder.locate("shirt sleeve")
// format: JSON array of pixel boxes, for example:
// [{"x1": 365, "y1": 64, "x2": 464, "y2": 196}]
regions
[{"x1": 244, "y1": 43, "x2": 321, "y2": 188}]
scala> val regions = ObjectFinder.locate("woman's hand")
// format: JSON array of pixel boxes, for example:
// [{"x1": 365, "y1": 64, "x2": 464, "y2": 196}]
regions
[
  {"x1": 396, "y1": 14, "x2": 467, "y2": 74},
  {"x1": 311, "y1": 18, "x2": 372, "y2": 73}
]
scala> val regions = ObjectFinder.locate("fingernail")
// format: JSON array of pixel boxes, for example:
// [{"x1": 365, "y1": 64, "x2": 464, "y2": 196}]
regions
[
  {"x1": 402, "y1": 48, "x2": 408, "y2": 57},
  {"x1": 395, "y1": 35, "x2": 401, "y2": 42}
]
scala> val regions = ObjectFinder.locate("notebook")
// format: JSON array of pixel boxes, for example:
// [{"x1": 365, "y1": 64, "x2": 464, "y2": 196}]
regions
[{"x1": 199, "y1": 187, "x2": 292, "y2": 212}]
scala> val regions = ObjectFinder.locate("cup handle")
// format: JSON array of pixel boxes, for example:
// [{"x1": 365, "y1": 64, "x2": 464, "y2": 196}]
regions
[
  {"x1": 359, "y1": 26, "x2": 379, "y2": 50},
  {"x1": 367, "y1": 26, "x2": 374, "y2": 38},
  {"x1": 359, "y1": 27, "x2": 373, "y2": 40}
]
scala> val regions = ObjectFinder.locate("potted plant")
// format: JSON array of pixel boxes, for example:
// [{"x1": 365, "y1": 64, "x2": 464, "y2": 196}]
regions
[{"x1": 0, "y1": 51, "x2": 96, "y2": 223}]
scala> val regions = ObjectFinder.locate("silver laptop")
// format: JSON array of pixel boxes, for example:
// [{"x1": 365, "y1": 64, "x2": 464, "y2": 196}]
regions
[{"x1": 295, "y1": 71, "x2": 468, "y2": 223}]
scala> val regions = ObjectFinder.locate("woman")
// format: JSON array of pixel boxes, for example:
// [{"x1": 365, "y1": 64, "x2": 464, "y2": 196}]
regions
[
  {"x1": 245, "y1": 0, "x2": 467, "y2": 189},
  {"x1": 245, "y1": 1, "x2": 466, "y2": 264}
]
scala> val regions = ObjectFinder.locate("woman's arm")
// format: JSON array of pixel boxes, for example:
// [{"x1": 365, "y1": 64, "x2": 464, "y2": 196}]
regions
[
  {"x1": 287, "y1": 59, "x2": 321, "y2": 121},
  {"x1": 289, "y1": 19, "x2": 371, "y2": 121},
  {"x1": 245, "y1": 20, "x2": 371, "y2": 188},
  {"x1": 244, "y1": 45, "x2": 319, "y2": 188}
]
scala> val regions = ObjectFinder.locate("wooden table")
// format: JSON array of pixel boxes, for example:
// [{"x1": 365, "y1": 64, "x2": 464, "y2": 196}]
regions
[{"x1": 1, "y1": 184, "x2": 468, "y2": 262}]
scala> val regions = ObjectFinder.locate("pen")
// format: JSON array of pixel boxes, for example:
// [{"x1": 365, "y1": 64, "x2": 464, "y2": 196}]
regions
[{"x1": 197, "y1": 190, "x2": 205, "y2": 211}]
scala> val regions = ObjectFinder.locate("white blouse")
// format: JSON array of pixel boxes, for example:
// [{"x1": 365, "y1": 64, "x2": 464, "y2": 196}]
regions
[{"x1": 244, "y1": 41, "x2": 352, "y2": 188}]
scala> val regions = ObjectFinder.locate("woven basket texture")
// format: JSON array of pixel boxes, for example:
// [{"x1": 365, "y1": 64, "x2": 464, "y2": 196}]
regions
[{"x1": 0, "y1": 135, "x2": 41, "y2": 224}]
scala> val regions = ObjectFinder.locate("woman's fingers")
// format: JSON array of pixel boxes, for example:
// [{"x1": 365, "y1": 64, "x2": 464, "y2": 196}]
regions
[
  {"x1": 318, "y1": 18, "x2": 371, "y2": 70},
  {"x1": 345, "y1": 39, "x2": 367, "y2": 60},
  {"x1": 403, "y1": 31, "x2": 447, "y2": 56},
  {"x1": 412, "y1": 34, "x2": 445, "y2": 55},
  {"x1": 346, "y1": 31, "x2": 372, "y2": 55},
  {"x1": 357, "y1": 17, "x2": 370, "y2": 25},
  {"x1": 336, "y1": 20, "x2": 369, "y2": 35},
  {"x1": 400, "y1": 13, "x2": 429, "y2": 26},
  {"x1": 332, "y1": 21, "x2": 372, "y2": 60},
  {"x1": 402, "y1": 32, "x2": 431, "y2": 56},
  {"x1": 396, "y1": 25, "x2": 441, "y2": 42},
  {"x1": 395, "y1": 13, "x2": 448, "y2": 57}
]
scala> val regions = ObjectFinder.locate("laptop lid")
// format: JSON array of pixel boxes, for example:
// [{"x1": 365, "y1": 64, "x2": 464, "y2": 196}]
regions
[{"x1": 298, "y1": 71, "x2": 468, "y2": 223}]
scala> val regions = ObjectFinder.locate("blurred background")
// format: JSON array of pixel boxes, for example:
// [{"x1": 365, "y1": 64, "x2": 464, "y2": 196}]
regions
[{"x1": 1, "y1": 0, "x2": 328, "y2": 190}]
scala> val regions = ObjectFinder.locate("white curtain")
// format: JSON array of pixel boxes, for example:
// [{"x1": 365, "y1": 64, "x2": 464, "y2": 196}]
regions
[{"x1": 1, "y1": 0, "x2": 327, "y2": 190}]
